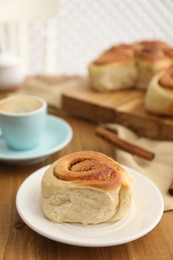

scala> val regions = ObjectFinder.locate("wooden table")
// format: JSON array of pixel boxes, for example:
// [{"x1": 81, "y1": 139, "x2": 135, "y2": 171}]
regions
[{"x1": 0, "y1": 104, "x2": 173, "y2": 260}]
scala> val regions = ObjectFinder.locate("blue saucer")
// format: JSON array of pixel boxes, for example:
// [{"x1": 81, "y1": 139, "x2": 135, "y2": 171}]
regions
[{"x1": 0, "y1": 115, "x2": 73, "y2": 164}]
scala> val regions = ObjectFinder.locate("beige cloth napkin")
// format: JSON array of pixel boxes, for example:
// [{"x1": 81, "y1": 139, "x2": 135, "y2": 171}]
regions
[{"x1": 106, "y1": 123, "x2": 173, "y2": 211}]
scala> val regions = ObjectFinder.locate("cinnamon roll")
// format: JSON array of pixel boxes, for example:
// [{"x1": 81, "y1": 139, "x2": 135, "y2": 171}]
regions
[
  {"x1": 88, "y1": 44, "x2": 137, "y2": 91},
  {"x1": 134, "y1": 40, "x2": 172, "y2": 90},
  {"x1": 145, "y1": 67, "x2": 173, "y2": 115},
  {"x1": 41, "y1": 151, "x2": 134, "y2": 224}
]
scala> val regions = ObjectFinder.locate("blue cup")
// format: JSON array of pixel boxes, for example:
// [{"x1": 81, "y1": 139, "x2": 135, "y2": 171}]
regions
[{"x1": 0, "y1": 95, "x2": 47, "y2": 150}]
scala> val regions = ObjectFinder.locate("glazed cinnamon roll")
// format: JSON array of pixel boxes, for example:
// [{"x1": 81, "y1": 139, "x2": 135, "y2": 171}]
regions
[
  {"x1": 88, "y1": 44, "x2": 137, "y2": 91},
  {"x1": 145, "y1": 67, "x2": 173, "y2": 115},
  {"x1": 134, "y1": 40, "x2": 172, "y2": 90},
  {"x1": 41, "y1": 151, "x2": 134, "y2": 224}
]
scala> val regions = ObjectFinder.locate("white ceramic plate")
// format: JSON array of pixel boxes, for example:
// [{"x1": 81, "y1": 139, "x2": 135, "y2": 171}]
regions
[
  {"x1": 16, "y1": 165, "x2": 164, "y2": 247},
  {"x1": 0, "y1": 115, "x2": 72, "y2": 164}
]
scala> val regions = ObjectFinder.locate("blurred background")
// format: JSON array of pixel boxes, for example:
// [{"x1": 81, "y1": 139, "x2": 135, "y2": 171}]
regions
[{"x1": 1, "y1": 0, "x2": 173, "y2": 76}]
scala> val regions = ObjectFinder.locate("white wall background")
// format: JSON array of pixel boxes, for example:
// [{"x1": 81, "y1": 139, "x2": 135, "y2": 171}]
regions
[{"x1": 1, "y1": 0, "x2": 173, "y2": 75}]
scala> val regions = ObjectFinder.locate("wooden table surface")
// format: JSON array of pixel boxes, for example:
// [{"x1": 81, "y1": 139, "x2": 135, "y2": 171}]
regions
[{"x1": 0, "y1": 100, "x2": 173, "y2": 260}]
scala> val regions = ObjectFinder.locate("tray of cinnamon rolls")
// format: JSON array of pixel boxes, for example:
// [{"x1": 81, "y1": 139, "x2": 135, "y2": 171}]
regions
[{"x1": 88, "y1": 40, "x2": 173, "y2": 117}]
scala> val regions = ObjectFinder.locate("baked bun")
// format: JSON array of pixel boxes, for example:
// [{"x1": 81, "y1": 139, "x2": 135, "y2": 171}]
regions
[
  {"x1": 41, "y1": 151, "x2": 134, "y2": 225},
  {"x1": 134, "y1": 40, "x2": 172, "y2": 90},
  {"x1": 145, "y1": 67, "x2": 173, "y2": 115},
  {"x1": 88, "y1": 44, "x2": 137, "y2": 91}
]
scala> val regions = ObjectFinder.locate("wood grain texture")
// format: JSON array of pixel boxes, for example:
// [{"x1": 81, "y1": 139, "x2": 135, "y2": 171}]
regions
[{"x1": 0, "y1": 107, "x2": 173, "y2": 260}]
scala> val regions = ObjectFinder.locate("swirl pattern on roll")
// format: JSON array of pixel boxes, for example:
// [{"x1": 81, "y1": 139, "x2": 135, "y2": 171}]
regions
[
  {"x1": 145, "y1": 67, "x2": 173, "y2": 115},
  {"x1": 53, "y1": 150, "x2": 127, "y2": 190},
  {"x1": 159, "y1": 67, "x2": 173, "y2": 89}
]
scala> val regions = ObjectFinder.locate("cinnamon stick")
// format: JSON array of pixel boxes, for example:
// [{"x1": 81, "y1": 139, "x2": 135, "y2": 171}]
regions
[
  {"x1": 95, "y1": 127, "x2": 155, "y2": 161},
  {"x1": 168, "y1": 180, "x2": 173, "y2": 195}
]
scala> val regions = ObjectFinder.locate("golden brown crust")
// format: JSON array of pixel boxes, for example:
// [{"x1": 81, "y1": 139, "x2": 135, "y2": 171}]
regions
[
  {"x1": 93, "y1": 44, "x2": 135, "y2": 65},
  {"x1": 106, "y1": 44, "x2": 134, "y2": 56},
  {"x1": 134, "y1": 40, "x2": 170, "y2": 51},
  {"x1": 164, "y1": 48, "x2": 173, "y2": 59},
  {"x1": 167, "y1": 103, "x2": 173, "y2": 114},
  {"x1": 135, "y1": 46, "x2": 165, "y2": 61},
  {"x1": 94, "y1": 52, "x2": 133, "y2": 65},
  {"x1": 134, "y1": 40, "x2": 171, "y2": 62},
  {"x1": 53, "y1": 151, "x2": 129, "y2": 190}
]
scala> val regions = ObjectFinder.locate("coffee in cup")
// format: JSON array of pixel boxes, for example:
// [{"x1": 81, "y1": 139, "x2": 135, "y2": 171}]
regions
[
  {"x1": 0, "y1": 96, "x2": 42, "y2": 114},
  {"x1": 0, "y1": 95, "x2": 47, "y2": 150}
]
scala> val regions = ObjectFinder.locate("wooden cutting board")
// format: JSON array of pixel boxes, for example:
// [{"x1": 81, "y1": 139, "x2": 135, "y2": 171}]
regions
[{"x1": 61, "y1": 77, "x2": 173, "y2": 141}]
